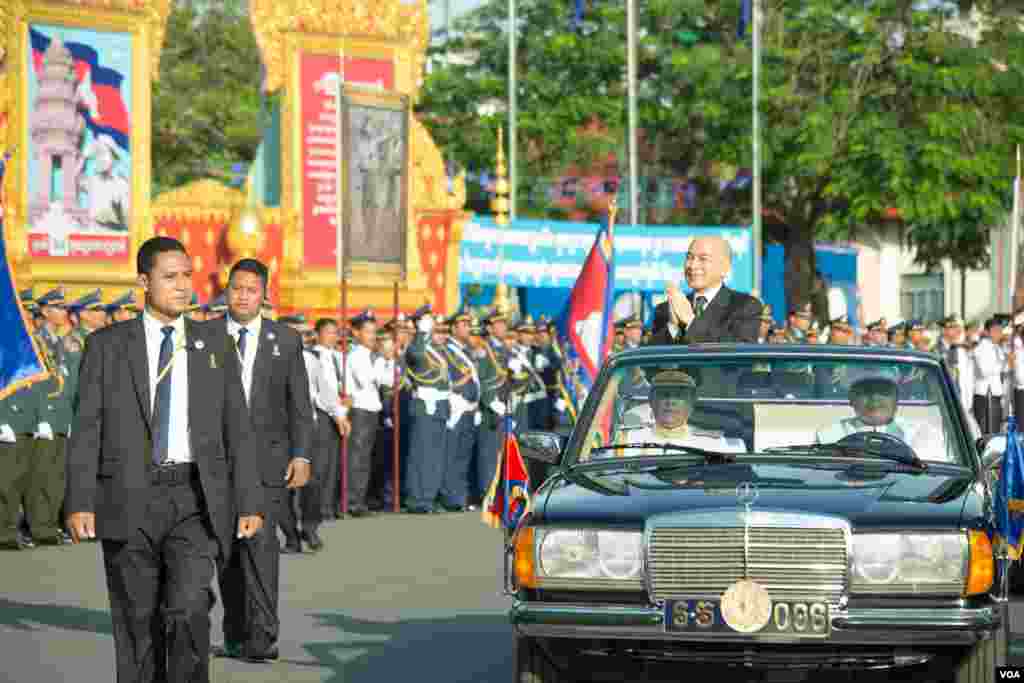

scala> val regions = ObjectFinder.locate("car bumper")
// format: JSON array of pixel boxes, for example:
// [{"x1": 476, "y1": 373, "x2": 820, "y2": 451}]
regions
[{"x1": 510, "y1": 601, "x2": 1001, "y2": 646}]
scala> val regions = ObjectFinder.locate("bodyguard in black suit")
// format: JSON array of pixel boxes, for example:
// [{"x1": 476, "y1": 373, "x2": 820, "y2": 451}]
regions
[
  {"x1": 215, "y1": 258, "x2": 314, "y2": 662},
  {"x1": 65, "y1": 237, "x2": 263, "y2": 683},
  {"x1": 648, "y1": 235, "x2": 762, "y2": 345}
]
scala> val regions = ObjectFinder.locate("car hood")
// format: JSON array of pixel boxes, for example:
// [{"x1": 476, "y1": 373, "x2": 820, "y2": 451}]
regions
[{"x1": 536, "y1": 462, "x2": 984, "y2": 531}]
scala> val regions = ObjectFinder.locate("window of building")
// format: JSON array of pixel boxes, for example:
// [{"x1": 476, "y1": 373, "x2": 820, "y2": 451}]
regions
[{"x1": 900, "y1": 273, "x2": 945, "y2": 323}]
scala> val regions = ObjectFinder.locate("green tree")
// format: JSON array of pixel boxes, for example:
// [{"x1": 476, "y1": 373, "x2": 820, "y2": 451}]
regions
[
  {"x1": 418, "y1": 0, "x2": 1024, "y2": 307},
  {"x1": 151, "y1": 0, "x2": 264, "y2": 195}
]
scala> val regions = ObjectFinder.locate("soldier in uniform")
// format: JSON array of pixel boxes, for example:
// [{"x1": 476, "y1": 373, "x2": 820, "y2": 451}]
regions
[
  {"x1": 786, "y1": 302, "x2": 812, "y2": 342},
  {"x1": 0, "y1": 371, "x2": 41, "y2": 550},
  {"x1": 68, "y1": 289, "x2": 107, "y2": 349},
  {"x1": 403, "y1": 307, "x2": 450, "y2": 513},
  {"x1": 438, "y1": 309, "x2": 481, "y2": 512},
  {"x1": 972, "y1": 317, "x2": 1008, "y2": 434},
  {"x1": 104, "y1": 291, "x2": 139, "y2": 323},
  {"x1": 29, "y1": 288, "x2": 77, "y2": 545},
  {"x1": 608, "y1": 370, "x2": 745, "y2": 455},
  {"x1": 535, "y1": 317, "x2": 568, "y2": 429},
  {"x1": 342, "y1": 310, "x2": 384, "y2": 517},
  {"x1": 20, "y1": 289, "x2": 39, "y2": 333},
  {"x1": 473, "y1": 309, "x2": 512, "y2": 505},
  {"x1": 758, "y1": 304, "x2": 773, "y2": 343}
]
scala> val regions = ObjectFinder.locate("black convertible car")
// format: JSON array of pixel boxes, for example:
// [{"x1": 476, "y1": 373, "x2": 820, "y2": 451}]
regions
[{"x1": 508, "y1": 345, "x2": 1011, "y2": 683}]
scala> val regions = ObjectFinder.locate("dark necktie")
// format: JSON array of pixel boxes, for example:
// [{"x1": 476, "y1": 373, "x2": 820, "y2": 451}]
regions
[
  {"x1": 332, "y1": 353, "x2": 343, "y2": 384},
  {"x1": 695, "y1": 296, "x2": 708, "y2": 318},
  {"x1": 237, "y1": 327, "x2": 248, "y2": 361},
  {"x1": 153, "y1": 326, "x2": 175, "y2": 466}
]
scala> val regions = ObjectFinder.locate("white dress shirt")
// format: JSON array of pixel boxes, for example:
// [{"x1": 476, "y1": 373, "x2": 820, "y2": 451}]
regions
[
  {"x1": 345, "y1": 343, "x2": 382, "y2": 412},
  {"x1": 667, "y1": 282, "x2": 723, "y2": 339},
  {"x1": 302, "y1": 348, "x2": 321, "y2": 423},
  {"x1": 226, "y1": 314, "x2": 263, "y2": 403},
  {"x1": 142, "y1": 310, "x2": 191, "y2": 463},
  {"x1": 972, "y1": 337, "x2": 1007, "y2": 397},
  {"x1": 315, "y1": 344, "x2": 348, "y2": 419}
]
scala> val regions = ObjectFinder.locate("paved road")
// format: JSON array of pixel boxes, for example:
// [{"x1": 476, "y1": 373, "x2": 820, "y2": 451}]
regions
[{"x1": 2, "y1": 513, "x2": 1022, "y2": 683}]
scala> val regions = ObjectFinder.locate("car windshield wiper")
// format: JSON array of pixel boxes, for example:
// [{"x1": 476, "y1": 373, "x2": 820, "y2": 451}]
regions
[
  {"x1": 761, "y1": 442, "x2": 927, "y2": 472},
  {"x1": 586, "y1": 443, "x2": 737, "y2": 465}
]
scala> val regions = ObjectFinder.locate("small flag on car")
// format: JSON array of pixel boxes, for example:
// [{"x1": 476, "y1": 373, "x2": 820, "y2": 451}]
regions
[{"x1": 995, "y1": 415, "x2": 1024, "y2": 559}]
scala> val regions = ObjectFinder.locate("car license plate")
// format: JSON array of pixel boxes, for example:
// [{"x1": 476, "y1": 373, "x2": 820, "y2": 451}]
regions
[{"x1": 664, "y1": 599, "x2": 830, "y2": 638}]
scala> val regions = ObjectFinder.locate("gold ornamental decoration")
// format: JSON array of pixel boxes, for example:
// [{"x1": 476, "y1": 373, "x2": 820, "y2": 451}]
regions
[
  {"x1": 153, "y1": 179, "x2": 246, "y2": 222},
  {"x1": 249, "y1": 0, "x2": 429, "y2": 97}
]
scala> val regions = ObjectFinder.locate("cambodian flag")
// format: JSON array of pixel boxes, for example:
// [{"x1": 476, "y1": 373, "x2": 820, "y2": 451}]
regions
[
  {"x1": 995, "y1": 415, "x2": 1024, "y2": 559},
  {"x1": 481, "y1": 430, "x2": 531, "y2": 531},
  {"x1": 30, "y1": 28, "x2": 131, "y2": 152},
  {"x1": 0, "y1": 149, "x2": 48, "y2": 400},
  {"x1": 556, "y1": 205, "x2": 616, "y2": 392}
]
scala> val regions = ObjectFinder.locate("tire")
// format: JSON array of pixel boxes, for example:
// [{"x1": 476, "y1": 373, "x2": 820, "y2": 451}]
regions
[
  {"x1": 514, "y1": 634, "x2": 566, "y2": 683},
  {"x1": 956, "y1": 629, "x2": 1007, "y2": 683}
]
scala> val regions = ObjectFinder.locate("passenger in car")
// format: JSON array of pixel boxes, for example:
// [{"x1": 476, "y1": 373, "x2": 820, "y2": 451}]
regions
[{"x1": 614, "y1": 370, "x2": 745, "y2": 454}]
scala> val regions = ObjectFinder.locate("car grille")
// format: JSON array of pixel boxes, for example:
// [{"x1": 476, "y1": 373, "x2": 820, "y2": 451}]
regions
[{"x1": 648, "y1": 526, "x2": 847, "y2": 604}]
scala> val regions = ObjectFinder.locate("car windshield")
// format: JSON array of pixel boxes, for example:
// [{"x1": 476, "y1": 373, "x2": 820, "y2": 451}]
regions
[{"x1": 572, "y1": 356, "x2": 968, "y2": 467}]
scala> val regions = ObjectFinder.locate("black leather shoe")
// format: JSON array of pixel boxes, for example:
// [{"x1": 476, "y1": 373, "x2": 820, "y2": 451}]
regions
[
  {"x1": 300, "y1": 529, "x2": 323, "y2": 551},
  {"x1": 211, "y1": 643, "x2": 242, "y2": 659},
  {"x1": 405, "y1": 506, "x2": 432, "y2": 514},
  {"x1": 242, "y1": 647, "x2": 279, "y2": 663},
  {"x1": 279, "y1": 539, "x2": 302, "y2": 554}
]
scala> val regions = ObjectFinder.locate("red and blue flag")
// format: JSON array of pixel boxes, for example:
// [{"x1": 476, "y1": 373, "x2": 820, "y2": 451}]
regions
[
  {"x1": 481, "y1": 430, "x2": 531, "y2": 531},
  {"x1": 30, "y1": 28, "x2": 131, "y2": 152},
  {"x1": 556, "y1": 205, "x2": 616, "y2": 393}
]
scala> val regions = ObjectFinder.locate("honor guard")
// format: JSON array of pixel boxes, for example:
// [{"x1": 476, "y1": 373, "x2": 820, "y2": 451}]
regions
[
  {"x1": 473, "y1": 308, "x2": 513, "y2": 503},
  {"x1": 609, "y1": 370, "x2": 745, "y2": 455},
  {"x1": 403, "y1": 306, "x2": 451, "y2": 513},
  {"x1": 30, "y1": 288, "x2": 77, "y2": 545},
  {"x1": 509, "y1": 316, "x2": 545, "y2": 432},
  {"x1": 105, "y1": 290, "x2": 139, "y2": 323},
  {"x1": 535, "y1": 317, "x2": 569, "y2": 428},
  {"x1": 786, "y1": 302, "x2": 812, "y2": 342},
  {"x1": 516, "y1": 316, "x2": 548, "y2": 431},
  {"x1": 437, "y1": 309, "x2": 481, "y2": 511},
  {"x1": 69, "y1": 289, "x2": 107, "y2": 350},
  {"x1": 758, "y1": 304, "x2": 774, "y2": 343},
  {"x1": 0, "y1": 335, "x2": 42, "y2": 549}
]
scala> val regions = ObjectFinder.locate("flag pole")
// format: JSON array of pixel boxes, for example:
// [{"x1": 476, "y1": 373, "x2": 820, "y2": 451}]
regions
[
  {"x1": 752, "y1": 0, "x2": 763, "y2": 298},
  {"x1": 508, "y1": 0, "x2": 517, "y2": 223},
  {"x1": 336, "y1": 45, "x2": 349, "y2": 519},
  {"x1": 626, "y1": 0, "x2": 638, "y2": 231},
  {"x1": 392, "y1": 281, "x2": 401, "y2": 514}
]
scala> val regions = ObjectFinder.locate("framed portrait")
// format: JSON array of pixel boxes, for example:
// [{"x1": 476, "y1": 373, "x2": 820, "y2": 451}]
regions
[
  {"x1": 7, "y1": 2, "x2": 157, "y2": 285},
  {"x1": 339, "y1": 86, "x2": 409, "y2": 274}
]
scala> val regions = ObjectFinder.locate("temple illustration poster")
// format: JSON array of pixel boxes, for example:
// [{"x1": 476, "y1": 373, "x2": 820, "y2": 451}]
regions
[{"x1": 26, "y1": 23, "x2": 132, "y2": 258}]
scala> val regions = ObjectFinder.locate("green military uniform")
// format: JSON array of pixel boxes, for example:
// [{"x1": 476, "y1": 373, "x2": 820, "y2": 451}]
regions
[
  {"x1": 29, "y1": 288, "x2": 78, "y2": 544},
  {"x1": 0, "y1": 383, "x2": 41, "y2": 548}
]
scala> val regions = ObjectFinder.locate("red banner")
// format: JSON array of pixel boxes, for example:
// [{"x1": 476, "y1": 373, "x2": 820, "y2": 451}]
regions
[
  {"x1": 299, "y1": 52, "x2": 394, "y2": 268},
  {"x1": 28, "y1": 232, "x2": 129, "y2": 259}
]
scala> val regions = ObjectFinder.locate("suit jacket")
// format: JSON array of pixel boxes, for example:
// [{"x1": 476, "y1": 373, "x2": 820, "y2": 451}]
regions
[
  {"x1": 648, "y1": 286, "x2": 762, "y2": 345},
  {"x1": 223, "y1": 317, "x2": 314, "y2": 494},
  {"x1": 64, "y1": 317, "x2": 260, "y2": 556}
]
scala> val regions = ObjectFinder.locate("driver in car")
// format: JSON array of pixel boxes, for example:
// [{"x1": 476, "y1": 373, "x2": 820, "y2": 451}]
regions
[{"x1": 615, "y1": 370, "x2": 745, "y2": 454}]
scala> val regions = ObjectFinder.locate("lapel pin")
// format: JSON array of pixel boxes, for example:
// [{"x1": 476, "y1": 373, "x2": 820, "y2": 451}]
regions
[
  {"x1": 267, "y1": 332, "x2": 276, "y2": 341},
  {"x1": 210, "y1": 353, "x2": 218, "y2": 369},
  {"x1": 194, "y1": 340, "x2": 205, "y2": 351},
  {"x1": 272, "y1": 344, "x2": 281, "y2": 357}
]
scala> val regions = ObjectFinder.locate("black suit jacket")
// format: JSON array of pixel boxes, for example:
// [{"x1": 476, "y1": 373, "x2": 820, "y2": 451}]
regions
[
  {"x1": 65, "y1": 317, "x2": 260, "y2": 556},
  {"x1": 648, "y1": 286, "x2": 762, "y2": 345},
  {"x1": 223, "y1": 317, "x2": 314, "y2": 494}
]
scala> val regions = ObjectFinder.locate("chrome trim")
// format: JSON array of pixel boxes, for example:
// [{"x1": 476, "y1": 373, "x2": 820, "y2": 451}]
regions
[
  {"x1": 532, "y1": 527, "x2": 645, "y2": 590},
  {"x1": 510, "y1": 601, "x2": 1000, "y2": 645},
  {"x1": 642, "y1": 510, "x2": 852, "y2": 605}
]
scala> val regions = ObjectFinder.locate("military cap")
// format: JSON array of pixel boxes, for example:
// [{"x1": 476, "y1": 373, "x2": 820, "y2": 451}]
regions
[
  {"x1": 411, "y1": 303, "x2": 432, "y2": 321},
  {"x1": 650, "y1": 369, "x2": 697, "y2": 390},
  {"x1": 447, "y1": 308, "x2": 473, "y2": 326},
  {"x1": 866, "y1": 319, "x2": 884, "y2": 332},
  {"x1": 19, "y1": 288, "x2": 35, "y2": 305},
  {"x1": 759, "y1": 303, "x2": 774, "y2": 322},
  {"x1": 37, "y1": 287, "x2": 66, "y2": 307},
  {"x1": 483, "y1": 307, "x2": 507, "y2": 325},
  {"x1": 70, "y1": 289, "x2": 104, "y2": 312},
  {"x1": 469, "y1": 317, "x2": 484, "y2": 337},
  {"x1": 350, "y1": 308, "x2": 376, "y2": 328},
  {"x1": 830, "y1": 314, "x2": 852, "y2": 330},
  {"x1": 516, "y1": 315, "x2": 536, "y2": 333},
  {"x1": 208, "y1": 293, "x2": 227, "y2": 313},
  {"x1": 622, "y1": 315, "x2": 643, "y2": 330},
  {"x1": 943, "y1": 314, "x2": 965, "y2": 329},
  {"x1": 789, "y1": 302, "x2": 813, "y2": 318},
  {"x1": 105, "y1": 290, "x2": 138, "y2": 314}
]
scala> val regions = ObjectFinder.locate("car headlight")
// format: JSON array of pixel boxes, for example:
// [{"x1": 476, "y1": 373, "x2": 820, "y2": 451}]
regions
[
  {"x1": 851, "y1": 533, "x2": 967, "y2": 594},
  {"x1": 536, "y1": 529, "x2": 643, "y2": 585}
]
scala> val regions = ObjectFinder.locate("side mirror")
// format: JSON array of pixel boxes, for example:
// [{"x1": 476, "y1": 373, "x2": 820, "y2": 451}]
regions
[
  {"x1": 979, "y1": 435, "x2": 1007, "y2": 472},
  {"x1": 518, "y1": 431, "x2": 564, "y2": 465}
]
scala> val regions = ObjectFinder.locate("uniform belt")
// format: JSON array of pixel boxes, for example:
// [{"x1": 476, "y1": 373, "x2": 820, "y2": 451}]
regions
[{"x1": 149, "y1": 462, "x2": 199, "y2": 486}]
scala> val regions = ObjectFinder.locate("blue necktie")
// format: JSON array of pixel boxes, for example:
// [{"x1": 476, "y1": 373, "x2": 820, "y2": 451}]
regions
[
  {"x1": 237, "y1": 327, "x2": 248, "y2": 361},
  {"x1": 153, "y1": 326, "x2": 175, "y2": 466}
]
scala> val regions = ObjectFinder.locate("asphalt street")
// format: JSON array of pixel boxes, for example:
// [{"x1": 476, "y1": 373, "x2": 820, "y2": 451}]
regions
[{"x1": 2, "y1": 513, "x2": 1023, "y2": 683}]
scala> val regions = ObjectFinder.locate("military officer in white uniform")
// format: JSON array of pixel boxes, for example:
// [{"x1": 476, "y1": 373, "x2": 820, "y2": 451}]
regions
[
  {"x1": 610, "y1": 370, "x2": 745, "y2": 456},
  {"x1": 972, "y1": 317, "x2": 1008, "y2": 434},
  {"x1": 816, "y1": 374, "x2": 948, "y2": 460}
]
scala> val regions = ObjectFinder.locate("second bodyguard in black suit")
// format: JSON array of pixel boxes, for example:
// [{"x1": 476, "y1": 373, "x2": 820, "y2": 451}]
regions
[
  {"x1": 65, "y1": 237, "x2": 263, "y2": 683},
  {"x1": 215, "y1": 258, "x2": 314, "y2": 663}
]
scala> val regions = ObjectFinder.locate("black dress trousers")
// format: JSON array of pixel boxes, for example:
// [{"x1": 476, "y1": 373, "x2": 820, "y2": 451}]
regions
[{"x1": 102, "y1": 472, "x2": 217, "y2": 683}]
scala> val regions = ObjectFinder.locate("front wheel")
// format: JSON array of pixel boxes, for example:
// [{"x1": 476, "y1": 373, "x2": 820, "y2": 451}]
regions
[{"x1": 514, "y1": 634, "x2": 567, "y2": 683}]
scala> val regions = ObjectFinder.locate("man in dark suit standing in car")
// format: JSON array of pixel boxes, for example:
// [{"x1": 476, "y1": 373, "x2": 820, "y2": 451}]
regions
[
  {"x1": 214, "y1": 258, "x2": 314, "y2": 663},
  {"x1": 648, "y1": 235, "x2": 762, "y2": 345},
  {"x1": 65, "y1": 236, "x2": 264, "y2": 683}
]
